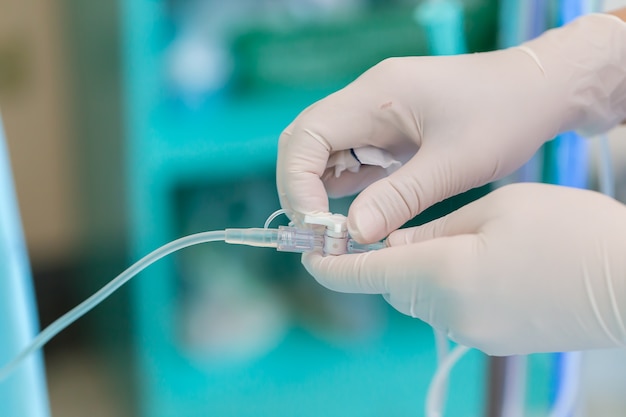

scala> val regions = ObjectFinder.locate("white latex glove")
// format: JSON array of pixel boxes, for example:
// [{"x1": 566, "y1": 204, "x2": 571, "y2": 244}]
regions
[
  {"x1": 277, "y1": 14, "x2": 626, "y2": 243},
  {"x1": 302, "y1": 183, "x2": 626, "y2": 356}
]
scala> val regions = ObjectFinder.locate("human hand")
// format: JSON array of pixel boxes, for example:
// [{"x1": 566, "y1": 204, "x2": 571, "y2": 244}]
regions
[
  {"x1": 277, "y1": 14, "x2": 626, "y2": 243},
  {"x1": 302, "y1": 183, "x2": 626, "y2": 356}
]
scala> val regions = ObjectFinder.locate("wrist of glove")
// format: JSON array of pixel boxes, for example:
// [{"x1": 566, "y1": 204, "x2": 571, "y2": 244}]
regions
[
  {"x1": 519, "y1": 13, "x2": 626, "y2": 136},
  {"x1": 303, "y1": 183, "x2": 626, "y2": 356}
]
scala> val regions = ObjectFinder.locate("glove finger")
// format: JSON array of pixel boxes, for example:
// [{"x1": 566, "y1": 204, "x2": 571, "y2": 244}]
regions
[
  {"x1": 302, "y1": 248, "x2": 404, "y2": 295},
  {"x1": 302, "y1": 234, "x2": 477, "y2": 296},
  {"x1": 303, "y1": 235, "x2": 480, "y2": 335},
  {"x1": 277, "y1": 84, "x2": 408, "y2": 219},
  {"x1": 276, "y1": 100, "x2": 372, "y2": 217},
  {"x1": 347, "y1": 143, "x2": 489, "y2": 243},
  {"x1": 387, "y1": 196, "x2": 489, "y2": 246},
  {"x1": 276, "y1": 125, "x2": 331, "y2": 219},
  {"x1": 276, "y1": 121, "x2": 298, "y2": 218},
  {"x1": 322, "y1": 165, "x2": 390, "y2": 198}
]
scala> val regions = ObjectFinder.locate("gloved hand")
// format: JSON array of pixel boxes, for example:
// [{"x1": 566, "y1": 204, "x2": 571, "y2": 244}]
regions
[
  {"x1": 302, "y1": 183, "x2": 626, "y2": 356},
  {"x1": 277, "y1": 14, "x2": 626, "y2": 243}
]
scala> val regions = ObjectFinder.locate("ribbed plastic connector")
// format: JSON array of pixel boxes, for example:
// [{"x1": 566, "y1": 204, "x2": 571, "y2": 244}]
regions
[
  {"x1": 275, "y1": 226, "x2": 321, "y2": 253},
  {"x1": 225, "y1": 227, "x2": 320, "y2": 253}
]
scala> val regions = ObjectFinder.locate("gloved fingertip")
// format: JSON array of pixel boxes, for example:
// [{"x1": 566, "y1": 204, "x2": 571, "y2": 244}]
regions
[
  {"x1": 386, "y1": 231, "x2": 406, "y2": 247},
  {"x1": 301, "y1": 250, "x2": 344, "y2": 292},
  {"x1": 386, "y1": 227, "x2": 429, "y2": 246},
  {"x1": 347, "y1": 205, "x2": 384, "y2": 244},
  {"x1": 301, "y1": 250, "x2": 323, "y2": 271}
]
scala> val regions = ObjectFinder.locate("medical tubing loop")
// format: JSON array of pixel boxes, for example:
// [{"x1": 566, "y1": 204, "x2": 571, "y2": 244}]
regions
[
  {"x1": 431, "y1": 329, "x2": 451, "y2": 414},
  {"x1": 425, "y1": 344, "x2": 471, "y2": 417},
  {"x1": 263, "y1": 208, "x2": 288, "y2": 229},
  {"x1": 0, "y1": 230, "x2": 227, "y2": 382}
]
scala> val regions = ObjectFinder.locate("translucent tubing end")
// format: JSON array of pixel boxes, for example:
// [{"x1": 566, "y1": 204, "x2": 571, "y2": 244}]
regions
[
  {"x1": 225, "y1": 227, "x2": 387, "y2": 255},
  {"x1": 225, "y1": 226, "x2": 322, "y2": 253},
  {"x1": 347, "y1": 239, "x2": 387, "y2": 254}
]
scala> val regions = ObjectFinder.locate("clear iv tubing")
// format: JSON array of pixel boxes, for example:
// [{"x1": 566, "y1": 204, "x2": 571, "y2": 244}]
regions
[
  {"x1": 0, "y1": 230, "x2": 226, "y2": 382},
  {"x1": 0, "y1": 225, "x2": 383, "y2": 382},
  {"x1": 425, "y1": 344, "x2": 471, "y2": 417}
]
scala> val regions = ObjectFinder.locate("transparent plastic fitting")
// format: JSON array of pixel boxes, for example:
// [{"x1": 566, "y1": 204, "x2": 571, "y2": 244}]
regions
[
  {"x1": 225, "y1": 226, "x2": 322, "y2": 253},
  {"x1": 225, "y1": 213, "x2": 387, "y2": 255}
]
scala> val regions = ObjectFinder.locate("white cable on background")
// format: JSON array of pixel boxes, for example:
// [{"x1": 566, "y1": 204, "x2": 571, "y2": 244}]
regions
[
  {"x1": 0, "y1": 230, "x2": 227, "y2": 382},
  {"x1": 431, "y1": 329, "x2": 451, "y2": 415},
  {"x1": 425, "y1": 344, "x2": 472, "y2": 417}
]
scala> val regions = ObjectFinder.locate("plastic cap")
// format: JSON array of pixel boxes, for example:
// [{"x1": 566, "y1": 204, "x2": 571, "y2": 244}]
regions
[{"x1": 303, "y1": 213, "x2": 348, "y2": 233}]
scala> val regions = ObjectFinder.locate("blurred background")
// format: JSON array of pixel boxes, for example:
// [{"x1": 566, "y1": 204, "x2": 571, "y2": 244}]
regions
[{"x1": 1, "y1": 0, "x2": 626, "y2": 416}]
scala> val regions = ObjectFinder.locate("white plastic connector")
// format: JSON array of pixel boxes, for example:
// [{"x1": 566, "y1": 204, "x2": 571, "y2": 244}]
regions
[
  {"x1": 304, "y1": 213, "x2": 349, "y2": 255},
  {"x1": 303, "y1": 213, "x2": 348, "y2": 234}
]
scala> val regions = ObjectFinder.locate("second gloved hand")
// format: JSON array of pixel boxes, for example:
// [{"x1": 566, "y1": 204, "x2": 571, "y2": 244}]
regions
[{"x1": 303, "y1": 183, "x2": 626, "y2": 356}]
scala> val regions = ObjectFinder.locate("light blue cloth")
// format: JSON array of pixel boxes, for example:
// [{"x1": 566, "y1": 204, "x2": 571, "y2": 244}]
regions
[{"x1": 0, "y1": 115, "x2": 50, "y2": 416}]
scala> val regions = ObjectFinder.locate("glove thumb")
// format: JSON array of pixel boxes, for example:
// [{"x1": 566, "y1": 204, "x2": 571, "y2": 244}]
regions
[{"x1": 348, "y1": 147, "x2": 476, "y2": 243}]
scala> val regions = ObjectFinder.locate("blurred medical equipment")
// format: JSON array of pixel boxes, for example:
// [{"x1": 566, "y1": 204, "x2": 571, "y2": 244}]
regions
[{"x1": 0, "y1": 114, "x2": 50, "y2": 416}]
